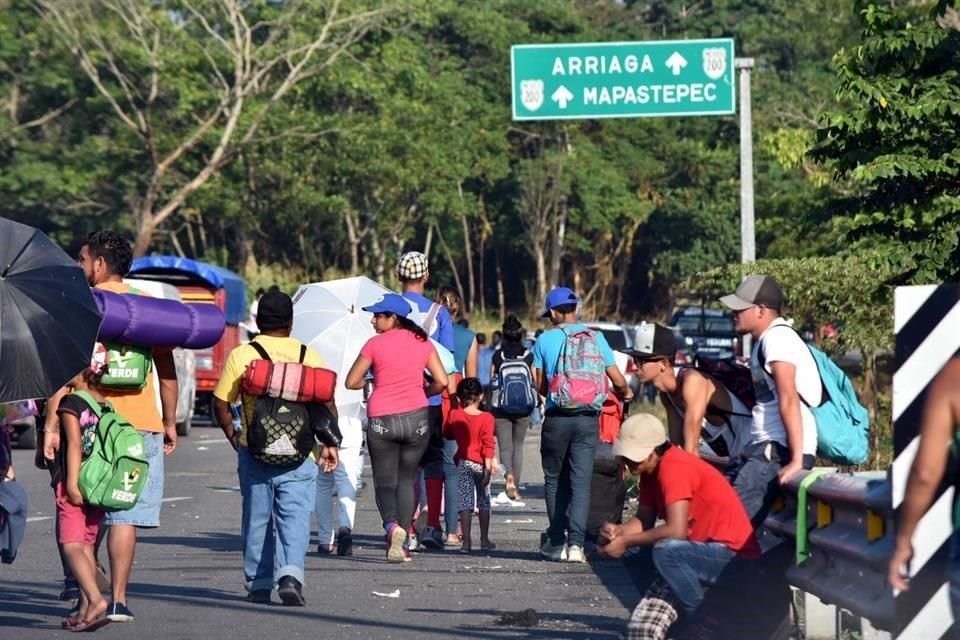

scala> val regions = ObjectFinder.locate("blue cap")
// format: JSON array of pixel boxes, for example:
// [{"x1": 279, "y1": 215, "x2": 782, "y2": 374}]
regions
[
  {"x1": 541, "y1": 286, "x2": 579, "y2": 318},
  {"x1": 362, "y1": 293, "x2": 412, "y2": 318}
]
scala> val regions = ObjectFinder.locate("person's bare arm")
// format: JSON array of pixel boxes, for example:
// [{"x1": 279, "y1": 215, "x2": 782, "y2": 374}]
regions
[
  {"x1": 62, "y1": 413, "x2": 84, "y2": 506},
  {"x1": 599, "y1": 501, "x2": 688, "y2": 558},
  {"x1": 679, "y1": 372, "x2": 713, "y2": 456},
  {"x1": 770, "y1": 361, "x2": 804, "y2": 483},
  {"x1": 43, "y1": 386, "x2": 71, "y2": 461},
  {"x1": 345, "y1": 356, "x2": 372, "y2": 390},
  {"x1": 890, "y1": 360, "x2": 960, "y2": 591},
  {"x1": 213, "y1": 398, "x2": 239, "y2": 451},
  {"x1": 155, "y1": 350, "x2": 179, "y2": 455},
  {"x1": 464, "y1": 338, "x2": 479, "y2": 378},
  {"x1": 605, "y1": 364, "x2": 633, "y2": 402}
]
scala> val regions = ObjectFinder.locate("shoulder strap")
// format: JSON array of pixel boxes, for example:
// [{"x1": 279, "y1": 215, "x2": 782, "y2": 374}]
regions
[
  {"x1": 249, "y1": 341, "x2": 271, "y2": 362},
  {"x1": 298, "y1": 344, "x2": 306, "y2": 364},
  {"x1": 424, "y1": 302, "x2": 442, "y2": 334},
  {"x1": 72, "y1": 390, "x2": 104, "y2": 418}
]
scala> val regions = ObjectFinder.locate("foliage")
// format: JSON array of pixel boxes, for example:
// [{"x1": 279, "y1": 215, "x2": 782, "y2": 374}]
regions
[{"x1": 812, "y1": 0, "x2": 960, "y2": 285}]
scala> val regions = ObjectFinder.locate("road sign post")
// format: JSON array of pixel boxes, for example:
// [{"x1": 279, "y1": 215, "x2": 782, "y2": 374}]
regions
[
  {"x1": 511, "y1": 39, "x2": 735, "y2": 120},
  {"x1": 736, "y1": 57, "x2": 755, "y2": 358}
]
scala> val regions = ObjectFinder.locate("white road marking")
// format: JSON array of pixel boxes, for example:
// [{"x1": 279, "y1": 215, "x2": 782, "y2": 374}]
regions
[
  {"x1": 161, "y1": 496, "x2": 193, "y2": 503},
  {"x1": 27, "y1": 516, "x2": 53, "y2": 523}
]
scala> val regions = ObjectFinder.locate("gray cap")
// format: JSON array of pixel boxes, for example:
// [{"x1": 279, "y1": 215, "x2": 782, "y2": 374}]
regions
[{"x1": 719, "y1": 274, "x2": 785, "y2": 311}]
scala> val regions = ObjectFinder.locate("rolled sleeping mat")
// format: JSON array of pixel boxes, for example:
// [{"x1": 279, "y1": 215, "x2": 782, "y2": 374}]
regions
[
  {"x1": 183, "y1": 303, "x2": 226, "y2": 349},
  {"x1": 93, "y1": 289, "x2": 222, "y2": 348}
]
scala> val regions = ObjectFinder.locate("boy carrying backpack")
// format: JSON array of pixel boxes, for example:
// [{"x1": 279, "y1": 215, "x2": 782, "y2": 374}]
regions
[
  {"x1": 532, "y1": 288, "x2": 632, "y2": 563},
  {"x1": 212, "y1": 290, "x2": 341, "y2": 606}
]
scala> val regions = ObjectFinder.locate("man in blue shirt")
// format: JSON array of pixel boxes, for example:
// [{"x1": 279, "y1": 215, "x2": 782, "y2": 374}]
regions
[
  {"x1": 397, "y1": 251, "x2": 459, "y2": 548},
  {"x1": 532, "y1": 287, "x2": 632, "y2": 563}
]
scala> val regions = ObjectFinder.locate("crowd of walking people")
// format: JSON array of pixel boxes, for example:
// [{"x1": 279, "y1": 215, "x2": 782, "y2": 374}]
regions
[{"x1": 2, "y1": 230, "x2": 853, "y2": 640}]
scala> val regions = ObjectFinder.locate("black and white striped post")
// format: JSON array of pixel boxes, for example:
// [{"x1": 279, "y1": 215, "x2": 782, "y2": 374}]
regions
[{"x1": 892, "y1": 284, "x2": 960, "y2": 639}]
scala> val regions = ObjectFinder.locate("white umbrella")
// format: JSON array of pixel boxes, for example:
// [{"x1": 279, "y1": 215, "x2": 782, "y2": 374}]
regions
[{"x1": 291, "y1": 277, "x2": 393, "y2": 442}]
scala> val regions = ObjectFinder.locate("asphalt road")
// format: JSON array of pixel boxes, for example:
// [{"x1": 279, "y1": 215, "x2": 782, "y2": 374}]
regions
[{"x1": 1, "y1": 425, "x2": 644, "y2": 639}]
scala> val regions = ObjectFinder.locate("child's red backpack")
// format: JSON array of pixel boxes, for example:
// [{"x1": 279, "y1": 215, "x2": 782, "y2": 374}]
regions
[{"x1": 599, "y1": 393, "x2": 624, "y2": 444}]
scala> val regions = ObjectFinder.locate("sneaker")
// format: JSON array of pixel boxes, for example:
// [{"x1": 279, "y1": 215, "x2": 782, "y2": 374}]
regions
[
  {"x1": 105, "y1": 602, "x2": 135, "y2": 623},
  {"x1": 540, "y1": 539, "x2": 568, "y2": 562},
  {"x1": 420, "y1": 526, "x2": 444, "y2": 550},
  {"x1": 566, "y1": 545, "x2": 587, "y2": 563},
  {"x1": 247, "y1": 589, "x2": 271, "y2": 605},
  {"x1": 277, "y1": 576, "x2": 305, "y2": 606},
  {"x1": 407, "y1": 532, "x2": 419, "y2": 553},
  {"x1": 59, "y1": 579, "x2": 80, "y2": 602},
  {"x1": 386, "y1": 523, "x2": 407, "y2": 563}
]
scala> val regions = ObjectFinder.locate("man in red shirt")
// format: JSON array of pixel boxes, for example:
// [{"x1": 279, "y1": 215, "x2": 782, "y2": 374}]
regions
[{"x1": 598, "y1": 413, "x2": 759, "y2": 640}]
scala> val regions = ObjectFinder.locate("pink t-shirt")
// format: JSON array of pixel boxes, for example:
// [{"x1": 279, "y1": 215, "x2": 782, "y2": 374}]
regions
[{"x1": 360, "y1": 329, "x2": 436, "y2": 418}]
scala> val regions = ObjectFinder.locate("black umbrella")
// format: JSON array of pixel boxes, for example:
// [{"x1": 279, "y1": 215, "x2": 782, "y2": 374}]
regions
[{"x1": 0, "y1": 218, "x2": 102, "y2": 403}]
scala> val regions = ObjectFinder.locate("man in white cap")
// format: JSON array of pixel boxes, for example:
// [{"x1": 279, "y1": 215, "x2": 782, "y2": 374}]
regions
[
  {"x1": 719, "y1": 274, "x2": 819, "y2": 524},
  {"x1": 598, "y1": 414, "x2": 758, "y2": 640}
]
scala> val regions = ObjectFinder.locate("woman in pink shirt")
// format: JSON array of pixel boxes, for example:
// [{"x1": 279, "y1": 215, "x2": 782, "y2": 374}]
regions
[{"x1": 346, "y1": 293, "x2": 448, "y2": 563}]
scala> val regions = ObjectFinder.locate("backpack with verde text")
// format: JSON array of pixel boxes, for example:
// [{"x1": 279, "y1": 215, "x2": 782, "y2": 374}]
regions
[
  {"x1": 99, "y1": 342, "x2": 153, "y2": 389},
  {"x1": 759, "y1": 327, "x2": 870, "y2": 465},
  {"x1": 73, "y1": 391, "x2": 150, "y2": 511},
  {"x1": 548, "y1": 326, "x2": 610, "y2": 412}
]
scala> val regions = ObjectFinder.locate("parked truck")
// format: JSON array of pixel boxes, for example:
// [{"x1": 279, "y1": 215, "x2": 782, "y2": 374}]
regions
[{"x1": 127, "y1": 256, "x2": 246, "y2": 425}]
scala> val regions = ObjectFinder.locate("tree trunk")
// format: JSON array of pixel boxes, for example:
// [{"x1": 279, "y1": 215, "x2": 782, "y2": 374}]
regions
[
  {"x1": 549, "y1": 195, "x2": 567, "y2": 290},
  {"x1": 534, "y1": 243, "x2": 548, "y2": 311},
  {"x1": 495, "y1": 246, "x2": 506, "y2": 322},
  {"x1": 478, "y1": 232, "x2": 486, "y2": 316},
  {"x1": 133, "y1": 212, "x2": 155, "y2": 257},
  {"x1": 458, "y1": 182, "x2": 475, "y2": 313},
  {"x1": 424, "y1": 224, "x2": 434, "y2": 259},
  {"x1": 434, "y1": 223, "x2": 466, "y2": 304},
  {"x1": 344, "y1": 209, "x2": 361, "y2": 275}
]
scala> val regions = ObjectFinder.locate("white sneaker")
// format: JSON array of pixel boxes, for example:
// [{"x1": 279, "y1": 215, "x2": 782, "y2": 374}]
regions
[
  {"x1": 540, "y1": 539, "x2": 568, "y2": 562},
  {"x1": 407, "y1": 532, "x2": 419, "y2": 553},
  {"x1": 566, "y1": 544, "x2": 586, "y2": 563}
]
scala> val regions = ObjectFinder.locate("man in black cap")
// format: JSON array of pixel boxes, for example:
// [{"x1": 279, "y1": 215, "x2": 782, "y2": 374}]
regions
[
  {"x1": 719, "y1": 275, "x2": 820, "y2": 524},
  {"x1": 627, "y1": 323, "x2": 751, "y2": 462},
  {"x1": 213, "y1": 290, "x2": 340, "y2": 606}
]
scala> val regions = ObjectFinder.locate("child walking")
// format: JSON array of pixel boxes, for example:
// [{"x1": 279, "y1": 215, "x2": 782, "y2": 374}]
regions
[
  {"x1": 443, "y1": 377, "x2": 496, "y2": 553},
  {"x1": 55, "y1": 344, "x2": 111, "y2": 632}
]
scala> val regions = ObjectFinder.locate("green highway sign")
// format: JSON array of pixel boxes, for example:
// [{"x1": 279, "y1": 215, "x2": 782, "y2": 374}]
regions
[{"x1": 511, "y1": 39, "x2": 735, "y2": 121}]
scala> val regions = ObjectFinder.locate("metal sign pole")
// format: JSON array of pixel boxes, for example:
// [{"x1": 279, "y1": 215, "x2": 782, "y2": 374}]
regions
[{"x1": 736, "y1": 57, "x2": 755, "y2": 357}]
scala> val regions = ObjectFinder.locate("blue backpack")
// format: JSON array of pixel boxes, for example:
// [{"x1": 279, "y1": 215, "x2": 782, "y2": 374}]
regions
[
  {"x1": 760, "y1": 327, "x2": 869, "y2": 466},
  {"x1": 492, "y1": 351, "x2": 538, "y2": 417}
]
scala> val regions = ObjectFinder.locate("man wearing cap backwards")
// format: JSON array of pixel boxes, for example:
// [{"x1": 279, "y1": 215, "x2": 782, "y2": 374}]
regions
[
  {"x1": 599, "y1": 414, "x2": 759, "y2": 640},
  {"x1": 213, "y1": 290, "x2": 340, "y2": 606},
  {"x1": 627, "y1": 322, "x2": 751, "y2": 461},
  {"x1": 395, "y1": 251, "x2": 460, "y2": 548},
  {"x1": 719, "y1": 274, "x2": 820, "y2": 525},
  {"x1": 532, "y1": 287, "x2": 632, "y2": 563}
]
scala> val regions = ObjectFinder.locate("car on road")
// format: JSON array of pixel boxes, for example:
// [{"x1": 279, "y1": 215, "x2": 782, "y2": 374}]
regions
[{"x1": 668, "y1": 306, "x2": 740, "y2": 362}]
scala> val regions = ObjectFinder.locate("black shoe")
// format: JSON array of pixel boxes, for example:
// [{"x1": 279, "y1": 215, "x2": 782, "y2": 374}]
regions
[
  {"x1": 336, "y1": 529, "x2": 353, "y2": 557},
  {"x1": 247, "y1": 589, "x2": 271, "y2": 605},
  {"x1": 277, "y1": 576, "x2": 305, "y2": 606},
  {"x1": 59, "y1": 580, "x2": 80, "y2": 601}
]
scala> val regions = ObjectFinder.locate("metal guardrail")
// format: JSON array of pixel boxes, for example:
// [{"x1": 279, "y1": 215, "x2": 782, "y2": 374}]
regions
[{"x1": 763, "y1": 469, "x2": 896, "y2": 631}]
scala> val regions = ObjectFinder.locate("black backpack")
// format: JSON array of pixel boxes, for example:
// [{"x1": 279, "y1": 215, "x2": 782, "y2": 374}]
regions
[{"x1": 243, "y1": 343, "x2": 316, "y2": 466}]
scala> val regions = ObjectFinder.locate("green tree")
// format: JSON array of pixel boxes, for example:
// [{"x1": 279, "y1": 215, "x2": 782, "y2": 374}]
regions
[{"x1": 813, "y1": 1, "x2": 960, "y2": 284}]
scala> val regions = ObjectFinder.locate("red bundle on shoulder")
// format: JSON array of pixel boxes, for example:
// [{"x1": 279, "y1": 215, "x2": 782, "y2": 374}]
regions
[{"x1": 242, "y1": 360, "x2": 337, "y2": 403}]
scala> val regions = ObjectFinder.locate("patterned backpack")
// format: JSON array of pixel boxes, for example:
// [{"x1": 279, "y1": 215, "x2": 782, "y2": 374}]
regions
[
  {"x1": 548, "y1": 326, "x2": 609, "y2": 412},
  {"x1": 243, "y1": 342, "x2": 315, "y2": 466}
]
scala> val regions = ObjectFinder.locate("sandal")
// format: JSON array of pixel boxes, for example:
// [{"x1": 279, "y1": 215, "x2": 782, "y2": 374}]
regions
[
  {"x1": 69, "y1": 616, "x2": 111, "y2": 632},
  {"x1": 61, "y1": 604, "x2": 82, "y2": 629}
]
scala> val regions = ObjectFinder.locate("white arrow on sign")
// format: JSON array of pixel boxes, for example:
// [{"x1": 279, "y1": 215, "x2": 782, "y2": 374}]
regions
[
  {"x1": 665, "y1": 52, "x2": 687, "y2": 76},
  {"x1": 551, "y1": 85, "x2": 574, "y2": 109}
]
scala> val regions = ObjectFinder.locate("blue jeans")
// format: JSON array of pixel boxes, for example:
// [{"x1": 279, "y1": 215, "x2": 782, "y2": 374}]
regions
[
  {"x1": 238, "y1": 446, "x2": 318, "y2": 591},
  {"x1": 726, "y1": 441, "x2": 815, "y2": 526},
  {"x1": 103, "y1": 432, "x2": 164, "y2": 527},
  {"x1": 652, "y1": 539, "x2": 737, "y2": 615},
  {"x1": 540, "y1": 413, "x2": 599, "y2": 547},
  {"x1": 442, "y1": 438, "x2": 460, "y2": 535}
]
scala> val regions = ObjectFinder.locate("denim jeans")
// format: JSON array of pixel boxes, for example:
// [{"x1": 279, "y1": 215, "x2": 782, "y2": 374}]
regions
[
  {"x1": 540, "y1": 412, "x2": 599, "y2": 547},
  {"x1": 238, "y1": 446, "x2": 318, "y2": 591},
  {"x1": 103, "y1": 432, "x2": 164, "y2": 527},
  {"x1": 367, "y1": 408, "x2": 430, "y2": 530},
  {"x1": 652, "y1": 538, "x2": 737, "y2": 615},
  {"x1": 442, "y1": 438, "x2": 460, "y2": 535},
  {"x1": 726, "y1": 441, "x2": 815, "y2": 526}
]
